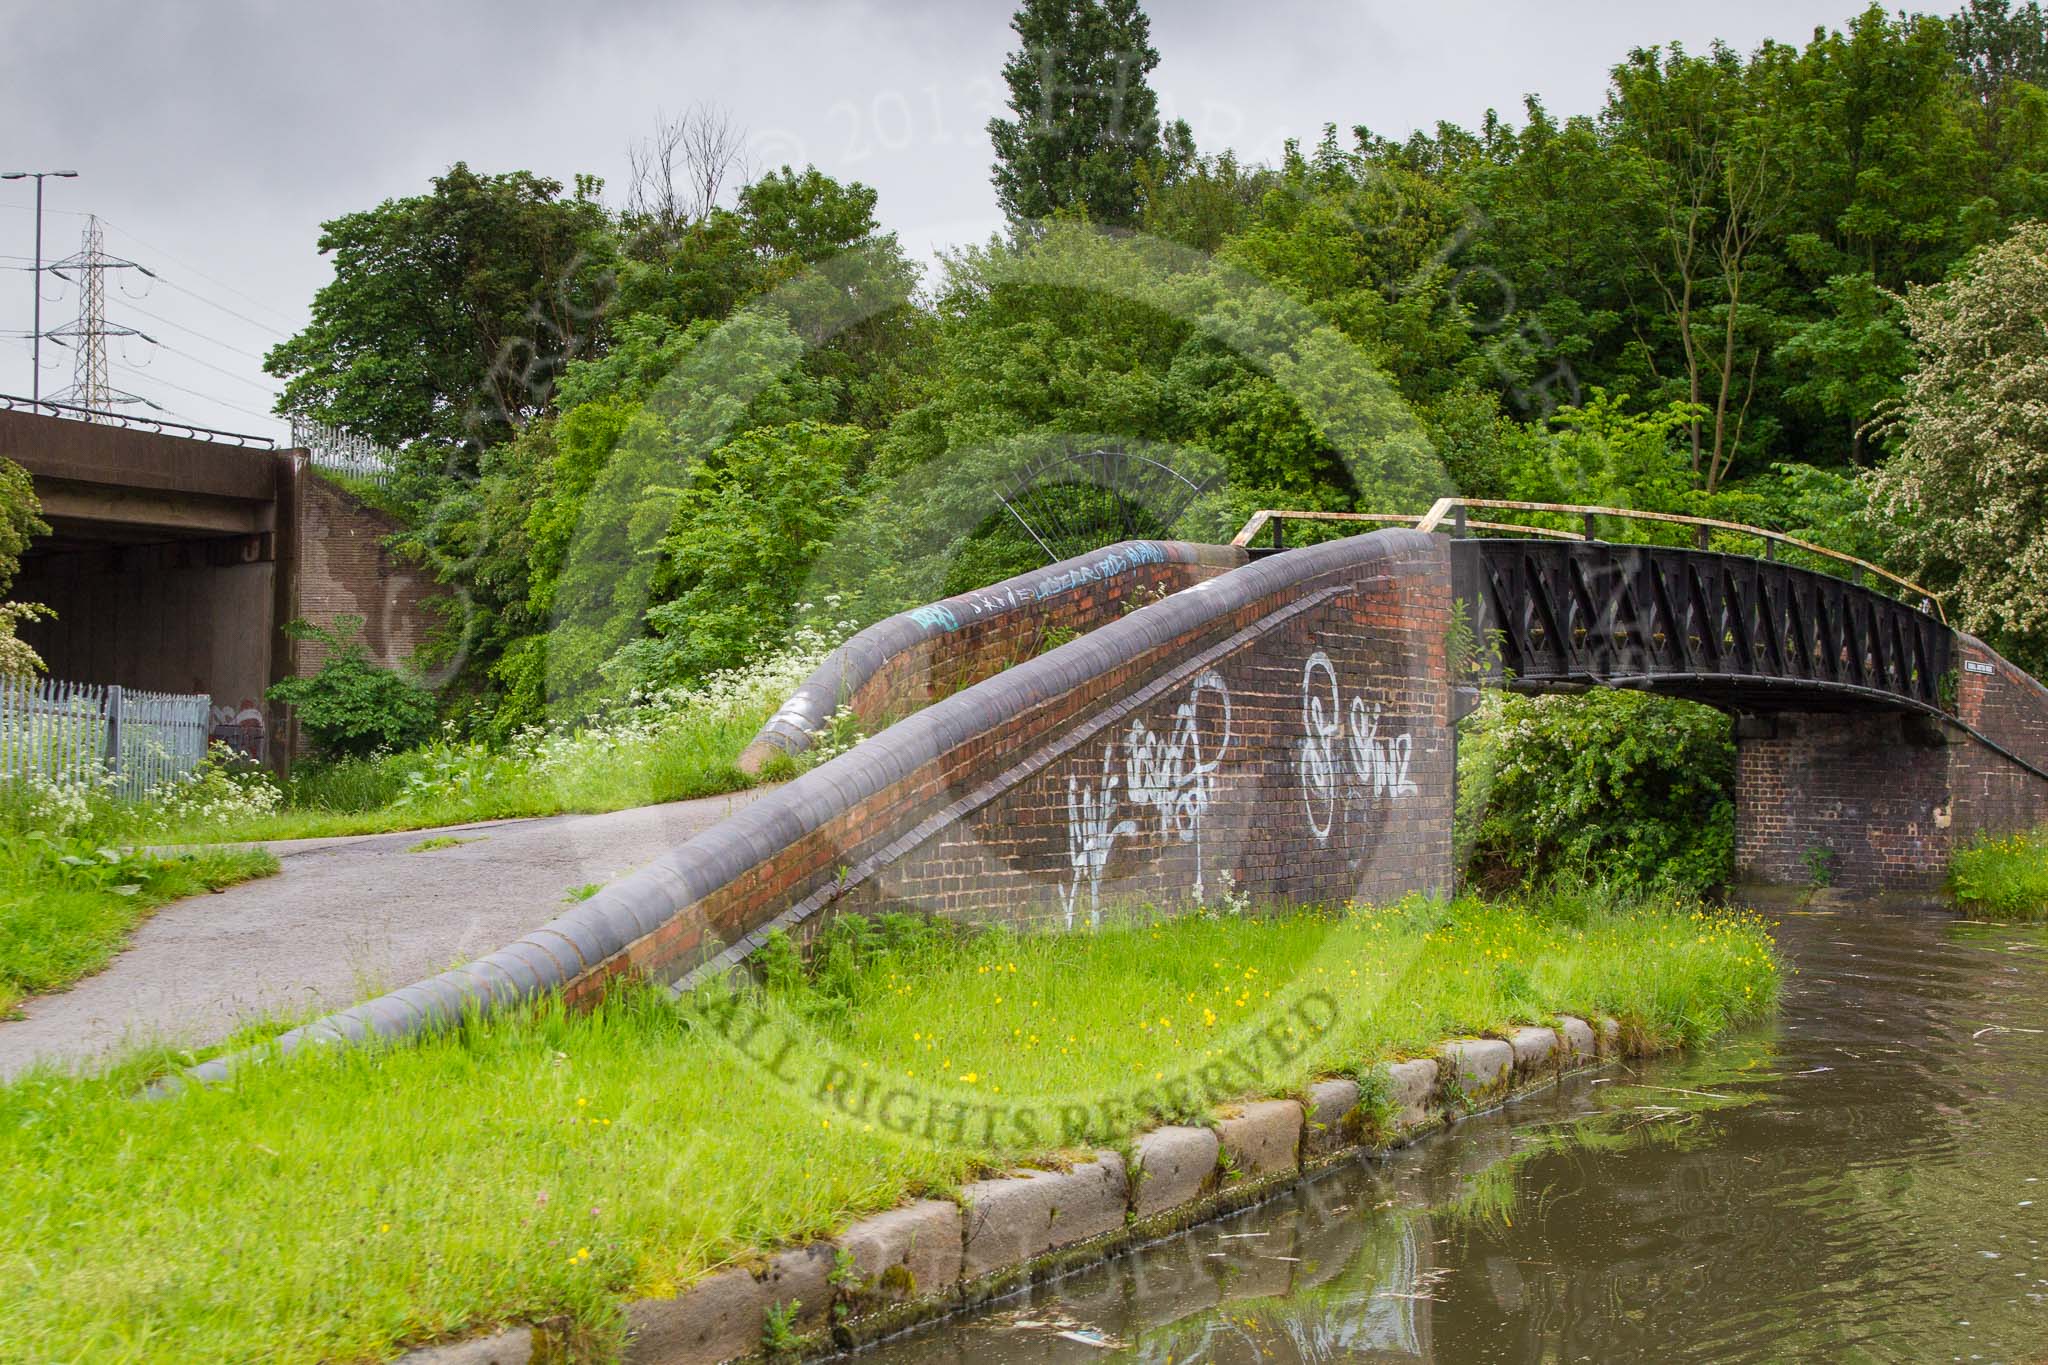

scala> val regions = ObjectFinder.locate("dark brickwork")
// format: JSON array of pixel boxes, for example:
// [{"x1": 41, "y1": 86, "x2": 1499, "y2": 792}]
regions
[
  {"x1": 1735, "y1": 712, "x2": 1957, "y2": 893},
  {"x1": 288, "y1": 474, "x2": 441, "y2": 676},
  {"x1": 1735, "y1": 633, "x2": 2048, "y2": 893},
  {"x1": 875, "y1": 564, "x2": 1453, "y2": 928}
]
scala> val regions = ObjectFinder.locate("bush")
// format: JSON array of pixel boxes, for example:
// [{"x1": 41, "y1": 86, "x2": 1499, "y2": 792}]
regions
[
  {"x1": 266, "y1": 616, "x2": 437, "y2": 759},
  {"x1": 1458, "y1": 689, "x2": 1735, "y2": 894}
]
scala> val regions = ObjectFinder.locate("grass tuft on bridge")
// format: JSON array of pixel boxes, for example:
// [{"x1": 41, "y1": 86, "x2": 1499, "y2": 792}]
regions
[{"x1": 0, "y1": 889, "x2": 1778, "y2": 1363}]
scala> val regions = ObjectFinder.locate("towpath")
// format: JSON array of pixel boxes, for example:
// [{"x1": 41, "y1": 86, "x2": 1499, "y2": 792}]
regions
[{"x1": 0, "y1": 787, "x2": 766, "y2": 1079}]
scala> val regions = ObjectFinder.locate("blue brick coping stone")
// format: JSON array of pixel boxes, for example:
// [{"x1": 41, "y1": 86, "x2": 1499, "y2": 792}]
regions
[{"x1": 736, "y1": 538, "x2": 1247, "y2": 772}]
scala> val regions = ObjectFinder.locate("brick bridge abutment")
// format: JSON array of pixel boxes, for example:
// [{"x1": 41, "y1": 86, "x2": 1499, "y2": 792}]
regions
[{"x1": 1733, "y1": 636, "x2": 2048, "y2": 896}]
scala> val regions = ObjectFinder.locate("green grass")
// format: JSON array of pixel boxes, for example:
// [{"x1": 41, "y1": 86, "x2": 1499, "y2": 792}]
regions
[
  {"x1": 0, "y1": 838, "x2": 277, "y2": 1018},
  {"x1": 406, "y1": 835, "x2": 480, "y2": 853},
  {"x1": 151, "y1": 701, "x2": 774, "y2": 845},
  {"x1": 1950, "y1": 826, "x2": 2048, "y2": 920},
  {"x1": 0, "y1": 889, "x2": 1778, "y2": 1362}
]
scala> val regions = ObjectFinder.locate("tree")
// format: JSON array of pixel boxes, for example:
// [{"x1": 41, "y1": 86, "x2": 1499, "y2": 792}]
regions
[
  {"x1": 623, "y1": 104, "x2": 750, "y2": 250},
  {"x1": 1868, "y1": 219, "x2": 2048, "y2": 674},
  {"x1": 265, "y1": 164, "x2": 617, "y2": 472},
  {"x1": 1607, "y1": 41, "x2": 1793, "y2": 493},
  {"x1": 987, "y1": 0, "x2": 1185, "y2": 226},
  {"x1": 1778, "y1": 272, "x2": 1913, "y2": 462},
  {"x1": 0, "y1": 459, "x2": 49, "y2": 677}
]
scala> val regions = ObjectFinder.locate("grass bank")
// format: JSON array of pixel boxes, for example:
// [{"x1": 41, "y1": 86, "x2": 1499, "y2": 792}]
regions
[
  {"x1": 0, "y1": 832, "x2": 275, "y2": 1019},
  {"x1": 147, "y1": 644, "x2": 837, "y2": 845},
  {"x1": 1950, "y1": 826, "x2": 2048, "y2": 920},
  {"x1": 0, "y1": 890, "x2": 1778, "y2": 1362}
]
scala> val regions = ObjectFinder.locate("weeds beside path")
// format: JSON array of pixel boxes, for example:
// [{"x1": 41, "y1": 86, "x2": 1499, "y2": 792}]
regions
[
  {"x1": 150, "y1": 642, "x2": 835, "y2": 846},
  {"x1": 0, "y1": 838, "x2": 276, "y2": 1020},
  {"x1": 0, "y1": 890, "x2": 1780, "y2": 1363}
]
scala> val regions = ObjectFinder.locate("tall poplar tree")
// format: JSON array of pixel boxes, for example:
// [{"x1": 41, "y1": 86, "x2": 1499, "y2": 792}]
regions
[{"x1": 987, "y1": 0, "x2": 1178, "y2": 227}]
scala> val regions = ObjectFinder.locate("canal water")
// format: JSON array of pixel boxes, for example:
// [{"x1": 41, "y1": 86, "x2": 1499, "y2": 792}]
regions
[{"x1": 860, "y1": 909, "x2": 2048, "y2": 1363}]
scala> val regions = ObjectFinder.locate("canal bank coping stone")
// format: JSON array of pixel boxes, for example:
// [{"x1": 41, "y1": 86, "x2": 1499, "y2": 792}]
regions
[{"x1": 395, "y1": 1014, "x2": 1624, "y2": 1365}]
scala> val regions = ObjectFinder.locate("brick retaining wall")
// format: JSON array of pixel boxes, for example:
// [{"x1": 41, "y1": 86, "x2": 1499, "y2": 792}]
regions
[{"x1": 289, "y1": 473, "x2": 441, "y2": 675}]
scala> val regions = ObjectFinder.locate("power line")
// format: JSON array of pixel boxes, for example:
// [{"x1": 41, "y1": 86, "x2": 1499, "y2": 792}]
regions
[
  {"x1": 138, "y1": 272, "x2": 291, "y2": 340},
  {"x1": 143, "y1": 335, "x2": 279, "y2": 396},
  {"x1": 96, "y1": 218, "x2": 299, "y2": 332},
  {"x1": 113, "y1": 362, "x2": 282, "y2": 428},
  {"x1": 116, "y1": 298, "x2": 270, "y2": 361}
]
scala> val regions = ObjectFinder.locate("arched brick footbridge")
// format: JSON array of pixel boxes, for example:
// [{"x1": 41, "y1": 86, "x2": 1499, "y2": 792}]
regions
[{"x1": 184, "y1": 528, "x2": 2048, "y2": 1080}]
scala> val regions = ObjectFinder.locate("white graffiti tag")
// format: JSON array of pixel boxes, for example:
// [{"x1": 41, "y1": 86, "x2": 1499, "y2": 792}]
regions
[
  {"x1": 1123, "y1": 670, "x2": 1232, "y2": 901},
  {"x1": 1300, "y1": 649, "x2": 1418, "y2": 845},
  {"x1": 1060, "y1": 670, "x2": 1234, "y2": 926},
  {"x1": 1061, "y1": 741, "x2": 1137, "y2": 929}
]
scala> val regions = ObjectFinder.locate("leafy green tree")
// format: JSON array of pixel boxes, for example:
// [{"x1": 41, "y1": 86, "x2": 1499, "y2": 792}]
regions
[
  {"x1": 609, "y1": 421, "x2": 866, "y2": 690},
  {"x1": 0, "y1": 459, "x2": 49, "y2": 677},
  {"x1": 267, "y1": 618, "x2": 438, "y2": 758},
  {"x1": 1869, "y1": 218, "x2": 2048, "y2": 673},
  {"x1": 988, "y1": 0, "x2": 1187, "y2": 226},
  {"x1": 265, "y1": 164, "x2": 616, "y2": 471},
  {"x1": 1778, "y1": 272, "x2": 1913, "y2": 462}
]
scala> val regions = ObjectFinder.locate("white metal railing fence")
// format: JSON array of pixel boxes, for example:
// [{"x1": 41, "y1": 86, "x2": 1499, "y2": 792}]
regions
[
  {"x1": 0, "y1": 677, "x2": 213, "y2": 803},
  {"x1": 292, "y1": 416, "x2": 398, "y2": 487}
]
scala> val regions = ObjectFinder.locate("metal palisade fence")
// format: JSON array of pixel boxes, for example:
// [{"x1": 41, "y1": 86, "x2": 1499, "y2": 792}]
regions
[
  {"x1": 0, "y1": 677, "x2": 212, "y2": 803},
  {"x1": 291, "y1": 416, "x2": 397, "y2": 487}
]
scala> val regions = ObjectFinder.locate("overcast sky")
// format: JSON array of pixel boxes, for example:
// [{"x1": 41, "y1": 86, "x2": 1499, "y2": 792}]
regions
[{"x1": 1, "y1": 0, "x2": 1879, "y2": 441}]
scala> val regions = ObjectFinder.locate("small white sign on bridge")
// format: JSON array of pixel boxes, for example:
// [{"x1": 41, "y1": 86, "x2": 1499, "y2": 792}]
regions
[{"x1": 1964, "y1": 660, "x2": 1997, "y2": 675}]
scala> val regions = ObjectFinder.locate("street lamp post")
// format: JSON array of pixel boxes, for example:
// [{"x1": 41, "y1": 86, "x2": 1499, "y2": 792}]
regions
[{"x1": 1, "y1": 169, "x2": 79, "y2": 404}]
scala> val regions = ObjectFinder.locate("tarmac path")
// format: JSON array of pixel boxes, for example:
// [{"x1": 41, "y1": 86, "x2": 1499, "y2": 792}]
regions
[{"x1": 0, "y1": 786, "x2": 767, "y2": 1079}]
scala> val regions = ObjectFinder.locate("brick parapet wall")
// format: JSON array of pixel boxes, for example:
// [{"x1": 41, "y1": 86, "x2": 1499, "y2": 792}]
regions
[
  {"x1": 1951, "y1": 633, "x2": 2048, "y2": 840},
  {"x1": 738, "y1": 540, "x2": 1247, "y2": 773}
]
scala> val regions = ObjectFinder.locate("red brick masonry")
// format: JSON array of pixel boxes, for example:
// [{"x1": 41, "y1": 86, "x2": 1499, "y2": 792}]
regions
[
  {"x1": 738, "y1": 539, "x2": 1246, "y2": 772},
  {"x1": 1735, "y1": 632, "x2": 2048, "y2": 893}
]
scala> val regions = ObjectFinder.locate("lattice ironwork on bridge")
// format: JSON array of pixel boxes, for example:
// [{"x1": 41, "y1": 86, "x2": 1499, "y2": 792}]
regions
[{"x1": 1453, "y1": 538, "x2": 1955, "y2": 714}]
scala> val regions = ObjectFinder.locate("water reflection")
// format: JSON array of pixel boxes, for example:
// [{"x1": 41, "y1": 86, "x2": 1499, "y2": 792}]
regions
[{"x1": 862, "y1": 911, "x2": 2048, "y2": 1363}]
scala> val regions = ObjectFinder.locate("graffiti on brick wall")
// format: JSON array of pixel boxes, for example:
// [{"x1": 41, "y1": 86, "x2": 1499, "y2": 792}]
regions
[
  {"x1": 1060, "y1": 668, "x2": 1233, "y2": 927},
  {"x1": 1061, "y1": 741, "x2": 1136, "y2": 930},
  {"x1": 1299, "y1": 649, "x2": 1417, "y2": 845}
]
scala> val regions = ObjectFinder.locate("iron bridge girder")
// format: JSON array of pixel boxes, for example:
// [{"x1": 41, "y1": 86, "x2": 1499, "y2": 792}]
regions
[{"x1": 1450, "y1": 539, "x2": 1955, "y2": 716}]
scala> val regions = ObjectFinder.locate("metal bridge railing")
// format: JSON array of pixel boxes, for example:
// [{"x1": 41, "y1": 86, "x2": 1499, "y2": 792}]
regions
[
  {"x1": 290, "y1": 416, "x2": 398, "y2": 487},
  {"x1": 0, "y1": 392, "x2": 278, "y2": 448},
  {"x1": 1233, "y1": 497, "x2": 1947, "y2": 624}
]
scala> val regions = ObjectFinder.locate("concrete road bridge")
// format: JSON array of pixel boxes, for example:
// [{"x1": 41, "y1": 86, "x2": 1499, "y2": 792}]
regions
[
  {"x1": 182, "y1": 503, "x2": 2048, "y2": 1081},
  {"x1": 0, "y1": 399, "x2": 439, "y2": 761}
]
